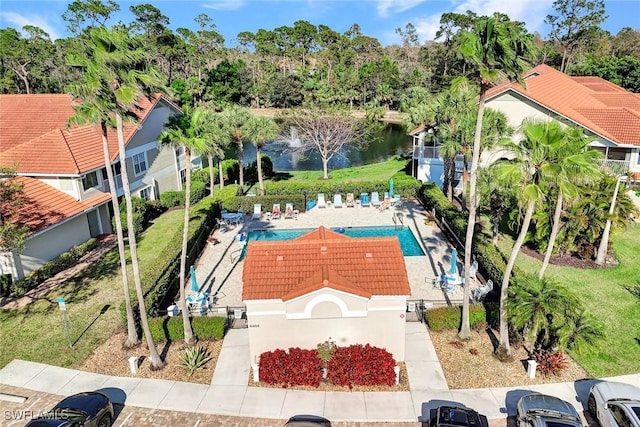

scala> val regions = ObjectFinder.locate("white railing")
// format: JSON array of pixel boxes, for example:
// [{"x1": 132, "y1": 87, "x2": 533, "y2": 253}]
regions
[
  {"x1": 596, "y1": 159, "x2": 630, "y2": 176},
  {"x1": 103, "y1": 174, "x2": 123, "y2": 193}
]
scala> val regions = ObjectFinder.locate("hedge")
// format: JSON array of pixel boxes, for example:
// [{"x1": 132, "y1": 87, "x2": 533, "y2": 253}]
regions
[
  {"x1": 147, "y1": 315, "x2": 226, "y2": 342},
  {"x1": 426, "y1": 303, "x2": 489, "y2": 331},
  {"x1": 11, "y1": 238, "x2": 99, "y2": 296},
  {"x1": 160, "y1": 181, "x2": 208, "y2": 208}
]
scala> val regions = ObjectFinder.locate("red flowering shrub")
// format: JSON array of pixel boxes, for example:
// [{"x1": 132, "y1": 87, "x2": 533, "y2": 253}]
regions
[
  {"x1": 327, "y1": 344, "x2": 396, "y2": 387},
  {"x1": 258, "y1": 347, "x2": 322, "y2": 387},
  {"x1": 533, "y1": 350, "x2": 569, "y2": 376}
]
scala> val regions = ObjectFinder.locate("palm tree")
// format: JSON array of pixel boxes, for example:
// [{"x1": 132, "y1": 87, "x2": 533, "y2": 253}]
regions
[
  {"x1": 457, "y1": 14, "x2": 536, "y2": 341},
  {"x1": 72, "y1": 26, "x2": 166, "y2": 369},
  {"x1": 67, "y1": 103, "x2": 140, "y2": 349},
  {"x1": 198, "y1": 111, "x2": 228, "y2": 196},
  {"x1": 160, "y1": 107, "x2": 212, "y2": 346},
  {"x1": 221, "y1": 105, "x2": 251, "y2": 188},
  {"x1": 538, "y1": 128, "x2": 601, "y2": 278},
  {"x1": 245, "y1": 115, "x2": 280, "y2": 195},
  {"x1": 492, "y1": 119, "x2": 564, "y2": 357}
]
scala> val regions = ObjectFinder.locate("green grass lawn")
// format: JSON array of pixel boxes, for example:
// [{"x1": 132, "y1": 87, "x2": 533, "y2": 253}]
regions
[
  {"x1": 496, "y1": 222, "x2": 640, "y2": 377},
  {"x1": 0, "y1": 208, "x2": 186, "y2": 369},
  {"x1": 285, "y1": 158, "x2": 407, "y2": 182}
]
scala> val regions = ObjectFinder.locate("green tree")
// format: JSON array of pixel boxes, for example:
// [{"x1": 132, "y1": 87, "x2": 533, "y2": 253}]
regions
[
  {"x1": 221, "y1": 105, "x2": 251, "y2": 188},
  {"x1": 492, "y1": 119, "x2": 565, "y2": 357},
  {"x1": 62, "y1": 0, "x2": 120, "y2": 35},
  {"x1": 244, "y1": 115, "x2": 280, "y2": 195},
  {"x1": 457, "y1": 14, "x2": 536, "y2": 342},
  {"x1": 545, "y1": 0, "x2": 607, "y2": 73},
  {"x1": 160, "y1": 107, "x2": 212, "y2": 346},
  {"x1": 0, "y1": 166, "x2": 29, "y2": 254},
  {"x1": 68, "y1": 26, "x2": 165, "y2": 368},
  {"x1": 198, "y1": 111, "x2": 229, "y2": 195}
]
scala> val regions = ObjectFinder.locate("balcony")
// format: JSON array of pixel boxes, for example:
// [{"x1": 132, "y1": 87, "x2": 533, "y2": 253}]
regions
[
  {"x1": 596, "y1": 159, "x2": 630, "y2": 176},
  {"x1": 103, "y1": 174, "x2": 123, "y2": 193}
]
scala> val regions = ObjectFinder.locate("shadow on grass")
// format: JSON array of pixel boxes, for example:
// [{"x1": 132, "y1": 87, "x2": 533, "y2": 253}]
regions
[
  {"x1": 272, "y1": 172, "x2": 294, "y2": 181},
  {"x1": 71, "y1": 304, "x2": 111, "y2": 347}
]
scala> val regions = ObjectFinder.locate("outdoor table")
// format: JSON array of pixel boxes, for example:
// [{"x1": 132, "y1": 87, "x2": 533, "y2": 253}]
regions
[
  {"x1": 441, "y1": 274, "x2": 463, "y2": 292},
  {"x1": 222, "y1": 212, "x2": 243, "y2": 225}
]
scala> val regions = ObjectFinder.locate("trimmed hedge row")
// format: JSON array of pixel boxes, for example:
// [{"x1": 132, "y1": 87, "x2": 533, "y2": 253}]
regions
[
  {"x1": 426, "y1": 303, "x2": 491, "y2": 331},
  {"x1": 113, "y1": 197, "x2": 167, "y2": 236},
  {"x1": 159, "y1": 181, "x2": 207, "y2": 208},
  {"x1": 147, "y1": 315, "x2": 226, "y2": 342},
  {"x1": 11, "y1": 238, "x2": 99, "y2": 296}
]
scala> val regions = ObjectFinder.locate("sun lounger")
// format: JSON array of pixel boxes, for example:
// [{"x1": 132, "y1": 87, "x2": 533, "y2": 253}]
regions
[
  {"x1": 271, "y1": 204, "x2": 281, "y2": 220},
  {"x1": 317, "y1": 193, "x2": 327, "y2": 208},
  {"x1": 371, "y1": 192, "x2": 381, "y2": 207},
  {"x1": 345, "y1": 193, "x2": 355, "y2": 207},
  {"x1": 333, "y1": 194, "x2": 343, "y2": 208},
  {"x1": 360, "y1": 193, "x2": 370, "y2": 207},
  {"x1": 252, "y1": 204, "x2": 261, "y2": 220},
  {"x1": 284, "y1": 203, "x2": 295, "y2": 219}
]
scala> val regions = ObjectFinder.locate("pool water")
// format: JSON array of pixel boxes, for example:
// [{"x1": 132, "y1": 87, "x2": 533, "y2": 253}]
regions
[{"x1": 246, "y1": 226, "x2": 425, "y2": 256}]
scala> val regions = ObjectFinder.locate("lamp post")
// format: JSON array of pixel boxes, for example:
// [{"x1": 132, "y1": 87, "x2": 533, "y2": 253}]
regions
[{"x1": 595, "y1": 175, "x2": 627, "y2": 265}]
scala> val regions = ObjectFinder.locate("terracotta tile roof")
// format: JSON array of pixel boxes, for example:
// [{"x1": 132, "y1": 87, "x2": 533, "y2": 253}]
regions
[
  {"x1": 0, "y1": 94, "x2": 166, "y2": 174},
  {"x1": 8, "y1": 176, "x2": 110, "y2": 234},
  {"x1": 242, "y1": 226, "x2": 411, "y2": 301},
  {"x1": 485, "y1": 64, "x2": 640, "y2": 146},
  {"x1": 408, "y1": 124, "x2": 426, "y2": 135}
]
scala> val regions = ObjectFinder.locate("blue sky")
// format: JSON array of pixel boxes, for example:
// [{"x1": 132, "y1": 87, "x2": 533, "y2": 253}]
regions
[{"x1": 1, "y1": 0, "x2": 638, "y2": 45}]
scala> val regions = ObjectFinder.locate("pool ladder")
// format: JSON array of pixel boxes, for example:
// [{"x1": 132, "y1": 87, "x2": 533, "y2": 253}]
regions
[{"x1": 392, "y1": 212, "x2": 404, "y2": 229}]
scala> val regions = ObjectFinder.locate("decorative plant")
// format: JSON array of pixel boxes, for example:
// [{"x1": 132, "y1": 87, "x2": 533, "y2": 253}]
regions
[
  {"x1": 327, "y1": 344, "x2": 396, "y2": 388},
  {"x1": 317, "y1": 337, "x2": 336, "y2": 365},
  {"x1": 532, "y1": 350, "x2": 569, "y2": 376},
  {"x1": 258, "y1": 348, "x2": 322, "y2": 387},
  {"x1": 180, "y1": 346, "x2": 213, "y2": 376}
]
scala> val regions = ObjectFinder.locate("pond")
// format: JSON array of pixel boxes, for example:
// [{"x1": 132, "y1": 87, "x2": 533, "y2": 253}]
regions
[{"x1": 231, "y1": 122, "x2": 411, "y2": 172}]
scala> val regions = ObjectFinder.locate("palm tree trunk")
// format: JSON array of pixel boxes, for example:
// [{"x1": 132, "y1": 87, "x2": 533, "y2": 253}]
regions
[
  {"x1": 116, "y1": 113, "x2": 164, "y2": 370},
  {"x1": 459, "y1": 88, "x2": 487, "y2": 341},
  {"x1": 218, "y1": 157, "x2": 225, "y2": 190},
  {"x1": 539, "y1": 192, "x2": 563, "y2": 279},
  {"x1": 179, "y1": 149, "x2": 196, "y2": 346},
  {"x1": 100, "y1": 122, "x2": 139, "y2": 348},
  {"x1": 256, "y1": 146, "x2": 265, "y2": 195},
  {"x1": 237, "y1": 137, "x2": 244, "y2": 188},
  {"x1": 498, "y1": 200, "x2": 535, "y2": 356},
  {"x1": 207, "y1": 154, "x2": 215, "y2": 197}
]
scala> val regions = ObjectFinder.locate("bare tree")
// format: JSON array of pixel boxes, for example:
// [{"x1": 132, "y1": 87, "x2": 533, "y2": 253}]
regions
[{"x1": 282, "y1": 110, "x2": 369, "y2": 179}]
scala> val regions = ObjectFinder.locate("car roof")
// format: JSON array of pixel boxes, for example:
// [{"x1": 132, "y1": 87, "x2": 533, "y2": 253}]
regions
[
  {"x1": 592, "y1": 382, "x2": 640, "y2": 402},
  {"x1": 520, "y1": 394, "x2": 581, "y2": 420},
  {"x1": 54, "y1": 391, "x2": 108, "y2": 416}
]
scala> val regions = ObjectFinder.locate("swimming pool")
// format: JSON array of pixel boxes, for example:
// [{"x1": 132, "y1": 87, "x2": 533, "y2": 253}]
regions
[{"x1": 246, "y1": 226, "x2": 425, "y2": 256}]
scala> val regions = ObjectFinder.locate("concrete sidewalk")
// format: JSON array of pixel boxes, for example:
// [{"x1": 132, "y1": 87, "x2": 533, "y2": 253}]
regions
[{"x1": 1, "y1": 322, "x2": 639, "y2": 422}]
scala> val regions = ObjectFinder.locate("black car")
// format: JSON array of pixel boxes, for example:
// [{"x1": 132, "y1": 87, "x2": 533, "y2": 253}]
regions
[
  {"x1": 285, "y1": 414, "x2": 332, "y2": 427},
  {"x1": 424, "y1": 405, "x2": 489, "y2": 427},
  {"x1": 26, "y1": 391, "x2": 114, "y2": 427}
]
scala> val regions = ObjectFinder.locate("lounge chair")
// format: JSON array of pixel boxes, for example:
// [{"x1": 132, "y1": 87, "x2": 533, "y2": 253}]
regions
[
  {"x1": 271, "y1": 204, "x2": 281, "y2": 220},
  {"x1": 284, "y1": 203, "x2": 294, "y2": 219},
  {"x1": 333, "y1": 194, "x2": 343, "y2": 208},
  {"x1": 317, "y1": 193, "x2": 327, "y2": 208},
  {"x1": 474, "y1": 279, "x2": 493, "y2": 301},
  {"x1": 252, "y1": 204, "x2": 261, "y2": 220},
  {"x1": 345, "y1": 193, "x2": 355, "y2": 207},
  {"x1": 360, "y1": 193, "x2": 370, "y2": 207},
  {"x1": 371, "y1": 192, "x2": 381, "y2": 207}
]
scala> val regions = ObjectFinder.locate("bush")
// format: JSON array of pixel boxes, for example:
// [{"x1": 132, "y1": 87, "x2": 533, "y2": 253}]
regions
[
  {"x1": 180, "y1": 346, "x2": 213, "y2": 376},
  {"x1": 533, "y1": 350, "x2": 569, "y2": 376},
  {"x1": 245, "y1": 155, "x2": 274, "y2": 182},
  {"x1": 426, "y1": 304, "x2": 486, "y2": 332},
  {"x1": 11, "y1": 238, "x2": 98, "y2": 296},
  {"x1": 259, "y1": 348, "x2": 323, "y2": 387},
  {"x1": 221, "y1": 159, "x2": 240, "y2": 183},
  {"x1": 328, "y1": 344, "x2": 396, "y2": 388},
  {"x1": 113, "y1": 197, "x2": 150, "y2": 235},
  {"x1": 147, "y1": 315, "x2": 226, "y2": 342},
  {"x1": 191, "y1": 168, "x2": 210, "y2": 184},
  {"x1": 159, "y1": 181, "x2": 208, "y2": 208}
]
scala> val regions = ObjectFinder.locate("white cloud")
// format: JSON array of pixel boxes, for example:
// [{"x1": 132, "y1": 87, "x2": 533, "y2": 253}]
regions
[
  {"x1": 377, "y1": 0, "x2": 428, "y2": 18},
  {"x1": 202, "y1": 0, "x2": 246, "y2": 11},
  {"x1": 412, "y1": 0, "x2": 554, "y2": 42},
  {"x1": 1, "y1": 12, "x2": 62, "y2": 40}
]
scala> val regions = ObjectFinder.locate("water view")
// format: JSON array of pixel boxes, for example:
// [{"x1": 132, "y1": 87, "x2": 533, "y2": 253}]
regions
[{"x1": 234, "y1": 123, "x2": 411, "y2": 172}]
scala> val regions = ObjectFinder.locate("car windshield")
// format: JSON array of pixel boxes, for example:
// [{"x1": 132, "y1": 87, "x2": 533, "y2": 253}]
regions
[
  {"x1": 631, "y1": 406, "x2": 640, "y2": 419},
  {"x1": 544, "y1": 421, "x2": 578, "y2": 427},
  {"x1": 49, "y1": 408, "x2": 87, "y2": 420}
]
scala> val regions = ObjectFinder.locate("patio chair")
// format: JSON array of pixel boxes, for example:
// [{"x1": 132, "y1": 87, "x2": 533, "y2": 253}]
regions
[
  {"x1": 215, "y1": 217, "x2": 228, "y2": 232},
  {"x1": 345, "y1": 193, "x2": 355, "y2": 207},
  {"x1": 333, "y1": 194, "x2": 343, "y2": 208},
  {"x1": 284, "y1": 203, "x2": 294, "y2": 219},
  {"x1": 371, "y1": 191, "x2": 381, "y2": 207},
  {"x1": 360, "y1": 193, "x2": 370, "y2": 207},
  {"x1": 473, "y1": 279, "x2": 493, "y2": 301},
  {"x1": 317, "y1": 193, "x2": 327, "y2": 208},
  {"x1": 271, "y1": 204, "x2": 281, "y2": 220},
  {"x1": 469, "y1": 260, "x2": 478, "y2": 283},
  {"x1": 252, "y1": 204, "x2": 262, "y2": 220}
]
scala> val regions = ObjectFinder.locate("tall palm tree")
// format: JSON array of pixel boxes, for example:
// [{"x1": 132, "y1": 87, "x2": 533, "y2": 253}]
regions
[
  {"x1": 245, "y1": 115, "x2": 280, "y2": 195},
  {"x1": 160, "y1": 107, "x2": 212, "y2": 346},
  {"x1": 538, "y1": 128, "x2": 601, "y2": 278},
  {"x1": 67, "y1": 104, "x2": 140, "y2": 349},
  {"x1": 492, "y1": 119, "x2": 563, "y2": 357},
  {"x1": 221, "y1": 105, "x2": 251, "y2": 188},
  {"x1": 457, "y1": 14, "x2": 536, "y2": 341},
  {"x1": 198, "y1": 111, "x2": 227, "y2": 196},
  {"x1": 71, "y1": 26, "x2": 166, "y2": 369}
]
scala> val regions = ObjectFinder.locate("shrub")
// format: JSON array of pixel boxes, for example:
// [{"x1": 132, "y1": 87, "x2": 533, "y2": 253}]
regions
[
  {"x1": 327, "y1": 344, "x2": 396, "y2": 387},
  {"x1": 245, "y1": 155, "x2": 274, "y2": 182},
  {"x1": 147, "y1": 315, "x2": 226, "y2": 342},
  {"x1": 221, "y1": 159, "x2": 240, "y2": 183},
  {"x1": 259, "y1": 348, "x2": 323, "y2": 387},
  {"x1": 114, "y1": 197, "x2": 150, "y2": 235},
  {"x1": 533, "y1": 350, "x2": 569, "y2": 376},
  {"x1": 160, "y1": 181, "x2": 207, "y2": 208},
  {"x1": 426, "y1": 304, "x2": 486, "y2": 332},
  {"x1": 180, "y1": 346, "x2": 213, "y2": 376},
  {"x1": 191, "y1": 169, "x2": 210, "y2": 184}
]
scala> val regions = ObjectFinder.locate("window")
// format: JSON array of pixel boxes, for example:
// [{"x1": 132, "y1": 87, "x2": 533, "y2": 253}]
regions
[
  {"x1": 139, "y1": 186, "x2": 153, "y2": 201},
  {"x1": 82, "y1": 171, "x2": 99, "y2": 190},
  {"x1": 132, "y1": 153, "x2": 148, "y2": 176},
  {"x1": 179, "y1": 168, "x2": 187, "y2": 184},
  {"x1": 175, "y1": 146, "x2": 185, "y2": 157},
  {"x1": 610, "y1": 405, "x2": 632, "y2": 427}
]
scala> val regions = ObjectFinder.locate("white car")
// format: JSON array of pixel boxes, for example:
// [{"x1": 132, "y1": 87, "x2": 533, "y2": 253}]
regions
[{"x1": 588, "y1": 381, "x2": 640, "y2": 427}]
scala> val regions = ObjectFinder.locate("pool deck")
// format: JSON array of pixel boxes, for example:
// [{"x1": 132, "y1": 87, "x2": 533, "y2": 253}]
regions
[{"x1": 190, "y1": 199, "x2": 474, "y2": 309}]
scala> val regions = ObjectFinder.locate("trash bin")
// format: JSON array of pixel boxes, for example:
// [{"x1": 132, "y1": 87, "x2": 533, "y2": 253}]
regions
[
  {"x1": 527, "y1": 359, "x2": 537, "y2": 379},
  {"x1": 167, "y1": 304, "x2": 180, "y2": 317}
]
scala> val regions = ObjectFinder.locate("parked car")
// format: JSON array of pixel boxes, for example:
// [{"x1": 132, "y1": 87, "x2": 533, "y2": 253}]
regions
[
  {"x1": 588, "y1": 381, "x2": 640, "y2": 427},
  {"x1": 517, "y1": 393, "x2": 582, "y2": 427},
  {"x1": 423, "y1": 405, "x2": 489, "y2": 427},
  {"x1": 26, "y1": 391, "x2": 114, "y2": 427},
  {"x1": 285, "y1": 414, "x2": 332, "y2": 427}
]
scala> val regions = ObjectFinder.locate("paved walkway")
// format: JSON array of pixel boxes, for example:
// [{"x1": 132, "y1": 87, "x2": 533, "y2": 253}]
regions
[{"x1": 1, "y1": 323, "x2": 639, "y2": 423}]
